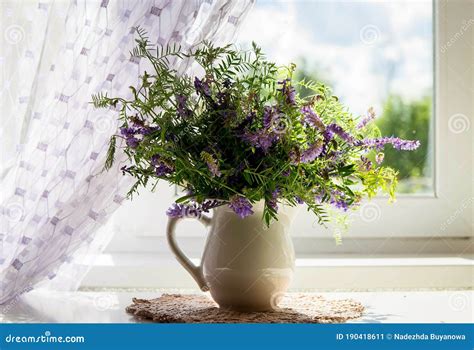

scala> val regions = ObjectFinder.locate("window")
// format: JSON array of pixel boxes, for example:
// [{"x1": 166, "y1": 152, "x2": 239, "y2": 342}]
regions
[{"x1": 100, "y1": 1, "x2": 472, "y2": 265}]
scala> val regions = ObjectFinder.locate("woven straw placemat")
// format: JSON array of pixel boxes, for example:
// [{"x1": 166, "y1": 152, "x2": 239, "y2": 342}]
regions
[{"x1": 126, "y1": 293, "x2": 364, "y2": 323}]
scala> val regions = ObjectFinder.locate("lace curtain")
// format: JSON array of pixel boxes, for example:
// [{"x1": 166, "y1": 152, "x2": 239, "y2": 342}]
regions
[{"x1": 0, "y1": 0, "x2": 253, "y2": 305}]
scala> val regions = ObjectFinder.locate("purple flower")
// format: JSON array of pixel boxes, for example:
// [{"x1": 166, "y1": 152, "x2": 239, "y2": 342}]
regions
[
  {"x1": 277, "y1": 79, "x2": 296, "y2": 106},
  {"x1": 391, "y1": 138, "x2": 420, "y2": 151},
  {"x1": 155, "y1": 163, "x2": 174, "y2": 177},
  {"x1": 268, "y1": 188, "x2": 280, "y2": 212},
  {"x1": 300, "y1": 140, "x2": 324, "y2": 163},
  {"x1": 176, "y1": 94, "x2": 192, "y2": 118},
  {"x1": 126, "y1": 137, "x2": 140, "y2": 149},
  {"x1": 166, "y1": 203, "x2": 186, "y2": 218},
  {"x1": 263, "y1": 106, "x2": 275, "y2": 129},
  {"x1": 151, "y1": 154, "x2": 174, "y2": 176},
  {"x1": 176, "y1": 94, "x2": 187, "y2": 107},
  {"x1": 166, "y1": 200, "x2": 224, "y2": 218},
  {"x1": 194, "y1": 77, "x2": 211, "y2": 97},
  {"x1": 323, "y1": 128, "x2": 334, "y2": 142},
  {"x1": 301, "y1": 106, "x2": 324, "y2": 130},
  {"x1": 282, "y1": 169, "x2": 291, "y2": 177},
  {"x1": 358, "y1": 137, "x2": 420, "y2": 151},
  {"x1": 313, "y1": 188, "x2": 354, "y2": 211},
  {"x1": 151, "y1": 154, "x2": 161, "y2": 166},
  {"x1": 357, "y1": 107, "x2": 376, "y2": 129},
  {"x1": 166, "y1": 203, "x2": 201, "y2": 218},
  {"x1": 228, "y1": 195, "x2": 254, "y2": 218},
  {"x1": 334, "y1": 199, "x2": 349, "y2": 211},
  {"x1": 120, "y1": 127, "x2": 136, "y2": 138},
  {"x1": 326, "y1": 123, "x2": 355, "y2": 144},
  {"x1": 242, "y1": 130, "x2": 277, "y2": 153}
]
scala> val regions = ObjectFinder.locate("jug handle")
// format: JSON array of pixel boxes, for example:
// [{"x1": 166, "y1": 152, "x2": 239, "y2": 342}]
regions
[{"x1": 166, "y1": 215, "x2": 211, "y2": 292}]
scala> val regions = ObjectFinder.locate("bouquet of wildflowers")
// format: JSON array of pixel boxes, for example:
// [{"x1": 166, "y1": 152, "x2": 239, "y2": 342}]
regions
[{"x1": 93, "y1": 28, "x2": 420, "y2": 226}]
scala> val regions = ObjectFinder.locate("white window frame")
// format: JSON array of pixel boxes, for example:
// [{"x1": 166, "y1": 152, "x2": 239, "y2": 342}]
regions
[{"x1": 99, "y1": 0, "x2": 472, "y2": 261}]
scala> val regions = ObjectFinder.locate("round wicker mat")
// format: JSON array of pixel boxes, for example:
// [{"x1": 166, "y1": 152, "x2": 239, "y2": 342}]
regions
[{"x1": 126, "y1": 293, "x2": 364, "y2": 323}]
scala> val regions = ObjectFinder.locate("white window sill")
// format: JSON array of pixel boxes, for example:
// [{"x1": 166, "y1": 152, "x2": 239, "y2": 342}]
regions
[
  {"x1": 81, "y1": 253, "x2": 473, "y2": 290},
  {"x1": 2, "y1": 289, "x2": 472, "y2": 323}
]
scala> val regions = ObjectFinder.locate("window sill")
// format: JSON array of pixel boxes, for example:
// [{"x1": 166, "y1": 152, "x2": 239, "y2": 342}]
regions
[
  {"x1": 81, "y1": 253, "x2": 473, "y2": 290},
  {"x1": 3, "y1": 289, "x2": 472, "y2": 323}
]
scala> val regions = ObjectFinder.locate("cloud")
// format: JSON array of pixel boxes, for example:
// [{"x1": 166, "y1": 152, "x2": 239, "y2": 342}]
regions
[{"x1": 237, "y1": 1, "x2": 433, "y2": 115}]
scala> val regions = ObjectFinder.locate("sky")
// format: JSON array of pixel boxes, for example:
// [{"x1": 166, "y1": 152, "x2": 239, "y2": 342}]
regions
[{"x1": 237, "y1": 0, "x2": 433, "y2": 117}]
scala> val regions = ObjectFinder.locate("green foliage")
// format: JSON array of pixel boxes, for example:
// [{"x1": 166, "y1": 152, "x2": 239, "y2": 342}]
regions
[{"x1": 293, "y1": 58, "x2": 332, "y2": 98}]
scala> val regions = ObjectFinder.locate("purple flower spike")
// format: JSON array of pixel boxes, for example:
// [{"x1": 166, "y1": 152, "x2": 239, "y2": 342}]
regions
[
  {"x1": 326, "y1": 123, "x2": 354, "y2": 144},
  {"x1": 126, "y1": 137, "x2": 140, "y2": 148},
  {"x1": 176, "y1": 94, "x2": 192, "y2": 118},
  {"x1": 300, "y1": 141, "x2": 323, "y2": 163},
  {"x1": 166, "y1": 200, "x2": 224, "y2": 219},
  {"x1": 155, "y1": 163, "x2": 174, "y2": 177},
  {"x1": 263, "y1": 106, "x2": 276, "y2": 129},
  {"x1": 120, "y1": 127, "x2": 136, "y2": 138},
  {"x1": 151, "y1": 154, "x2": 161, "y2": 166},
  {"x1": 229, "y1": 195, "x2": 254, "y2": 218},
  {"x1": 194, "y1": 77, "x2": 211, "y2": 97},
  {"x1": 357, "y1": 107, "x2": 376, "y2": 129},
  {"x1": 151, "y1": 154, "x2": 174, "y2": 176},
  {"x1": 268, "y1": 188, "x2": 280, "y2": 212},
  {"x1": 166, "y1": 203, "x2": 185, "y2": 218},
  {"x1": 301, "y1": 106, "x2": 324, "y2": 130},
  {"x1": 358, "y1": 137, "x2": 420, "y2": 151},
  {"x1": 394, "y1": 139, "x2": 420, "y2": 151}
]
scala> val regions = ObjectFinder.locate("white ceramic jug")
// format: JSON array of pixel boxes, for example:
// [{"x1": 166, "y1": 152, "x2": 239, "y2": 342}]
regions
[{"x1": 166, "y1": 201, "x2": 295, "y2": 311}]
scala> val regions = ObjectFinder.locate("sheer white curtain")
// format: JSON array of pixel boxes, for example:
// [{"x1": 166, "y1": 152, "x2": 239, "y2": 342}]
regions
[{"x1": 0, "y1": 0, "x2": 253, "y2": 305}]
